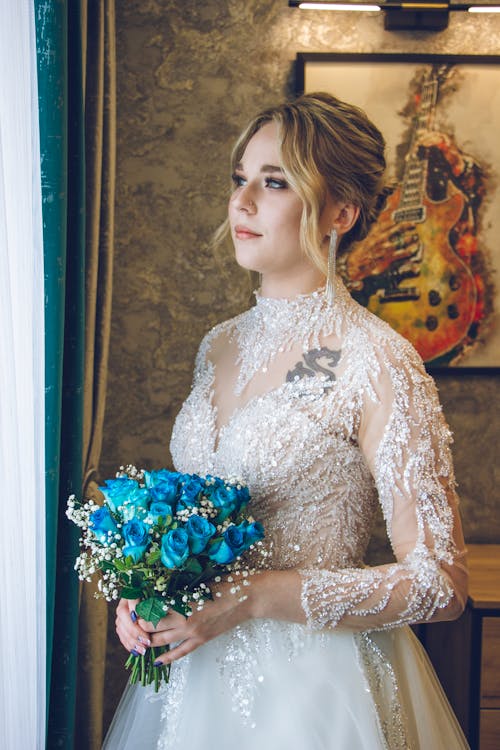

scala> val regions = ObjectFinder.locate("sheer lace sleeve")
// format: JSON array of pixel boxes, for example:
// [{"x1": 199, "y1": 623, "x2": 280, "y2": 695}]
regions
[{"x1": 299, "y1": 336, "x2": 468, "y2": 632}]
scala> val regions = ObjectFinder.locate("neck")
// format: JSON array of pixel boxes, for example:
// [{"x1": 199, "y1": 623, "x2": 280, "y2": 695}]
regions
[{"x1": 259, "y1": 267, "x2": 326, "y2": 299}]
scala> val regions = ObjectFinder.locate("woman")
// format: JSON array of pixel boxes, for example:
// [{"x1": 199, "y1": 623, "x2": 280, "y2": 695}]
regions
[{"x1": 104, "y1": 93, "x2": 469, "y2": 749}]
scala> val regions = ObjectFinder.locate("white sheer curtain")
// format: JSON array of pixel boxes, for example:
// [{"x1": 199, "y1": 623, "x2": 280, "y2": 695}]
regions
[{"x1": 0, "y1": 2, "x2": 46, "y2": 748}]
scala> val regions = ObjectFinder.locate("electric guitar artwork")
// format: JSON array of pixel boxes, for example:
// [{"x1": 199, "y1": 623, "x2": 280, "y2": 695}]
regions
[{"x1": 355, "y1": 66, "x2": 477, "y2": 363}]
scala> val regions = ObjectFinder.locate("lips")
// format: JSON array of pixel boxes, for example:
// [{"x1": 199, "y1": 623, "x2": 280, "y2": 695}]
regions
[{"x1": 234, "y1": 225, "x2": 262, "y2": 240}]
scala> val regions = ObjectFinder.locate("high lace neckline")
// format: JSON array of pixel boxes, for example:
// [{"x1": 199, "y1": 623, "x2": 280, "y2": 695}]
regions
[
  {"x1": 232, "y1": 277, "x2": 349, "y2": 395},
  {"x1": 254, "y1": 285, "x2": 327, "y2": 305}
]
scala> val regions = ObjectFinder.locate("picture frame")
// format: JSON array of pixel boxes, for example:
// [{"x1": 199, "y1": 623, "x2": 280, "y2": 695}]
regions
[{"x1": 296, "y1": 53, "x2": 500, "y2": 369}]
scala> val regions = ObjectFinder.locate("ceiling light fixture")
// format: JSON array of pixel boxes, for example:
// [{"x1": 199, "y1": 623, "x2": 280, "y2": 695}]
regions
[{"x1": 289, "y1": 1, "x2": 500, "y2": 30}]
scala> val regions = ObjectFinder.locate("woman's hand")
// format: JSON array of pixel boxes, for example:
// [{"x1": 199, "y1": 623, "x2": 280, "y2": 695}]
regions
[
  {"x1": 115, "y1": 598, "x2": 152, "y2": 657},
  {"x1": 115, "y1": 578, "x2": 254, "y2": 667},
  {"x1": 115, "y1": 569, "x2": 305, "y2": 665},
  {"x1": 147, "y1": 579, "x2": 254, "y2": 666}
]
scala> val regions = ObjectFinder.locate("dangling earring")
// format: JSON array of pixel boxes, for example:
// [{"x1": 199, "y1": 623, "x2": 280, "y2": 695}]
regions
[{"x1": 326, "y1": 228, "x2": 338, "y2": 304}]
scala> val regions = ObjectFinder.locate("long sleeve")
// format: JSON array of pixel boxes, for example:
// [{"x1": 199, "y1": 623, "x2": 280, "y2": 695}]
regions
[{"x1": 299, "y1": 338, "x2": 468, "y2": 632}]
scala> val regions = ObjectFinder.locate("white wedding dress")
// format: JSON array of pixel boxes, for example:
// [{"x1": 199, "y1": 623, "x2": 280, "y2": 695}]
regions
[{"x1": 104, "y1": 278, "x2": 469, "y2": 750}]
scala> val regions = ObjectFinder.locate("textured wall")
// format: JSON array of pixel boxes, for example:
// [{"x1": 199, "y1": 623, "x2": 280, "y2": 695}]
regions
[{"x1": 101, "y1": 0, "x2": 500, "y2": 726}]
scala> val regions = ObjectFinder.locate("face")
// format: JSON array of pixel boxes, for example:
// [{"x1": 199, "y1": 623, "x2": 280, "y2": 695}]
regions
[{"x1": 228, "y1": 122, "x2": 315, "y2": 288}]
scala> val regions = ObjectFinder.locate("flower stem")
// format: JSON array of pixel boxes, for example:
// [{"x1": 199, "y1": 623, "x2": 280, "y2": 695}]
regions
[{"x1": 124, "y1": 645, "x2": 171, "y2": 691}]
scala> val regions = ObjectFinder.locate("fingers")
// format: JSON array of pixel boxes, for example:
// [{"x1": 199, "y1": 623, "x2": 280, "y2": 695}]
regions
[
  {"x1": 115, "y1": 622, "x2": 149, "y2": 654},
  {"x1": 380, "y1": 228, "x2": 419, "y2": 260},
  {"x1": 136, "y1": 607, "x2": 186, "y2": 634},
  {"x1": 152, "y1": 636, "x2": 199, "y2": 667},
  {"x1": 123, "y1": 597, "x2": 140, "y2": 614},
  {"x1": 388, "y1": 222, "x2": 416, "y2": 239},
  {"x1": 389, "y1": 235, "x2": 420, "y2": 258},
  {"x1": 115, "y1": 598, "x2": 152, "y2": 655},
  {"x1": 135, "y1": 618, "x2": 157, "y2": 633},
  {"x1": 147, "y1": 611, "x2": 190, "y2": 649}
]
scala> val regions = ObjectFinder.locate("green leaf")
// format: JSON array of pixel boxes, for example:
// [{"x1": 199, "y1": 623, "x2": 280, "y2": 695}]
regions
[
  {"x1": 145, "y1": 548, "x2": 161, "y2": 564},
  {"x1": 157, "y1": 513, "x2": 172, "y2": 528},
  {"x1": 99, "y1": 560, "x2": 115, "y2": 572},
  {"x1": 136, "y1": 597, "x2": 168, "y2": 627},
  {"x1": 183, "y1": 558, "x2": 203, "y2": 575},
  {"x1": 171, "y1": 571, "x2": 194, "y2": 591},
  {"x1": 114, "y1": 559, "x2": 131, "y2": 572},
  {"x1": 121, "y1": 585, "x2": 143, "y2": 599},
  {"x1": 130, "y1": 571, "x2": 145, "y2": 588},
  {"x1": 170, "y1": 601, "x2": 190, "y2": 617}
]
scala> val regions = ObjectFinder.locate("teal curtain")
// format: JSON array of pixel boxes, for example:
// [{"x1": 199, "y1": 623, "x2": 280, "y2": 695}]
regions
[{"x1": 35, "y1": 1, "x2": 85, "y2": 746}]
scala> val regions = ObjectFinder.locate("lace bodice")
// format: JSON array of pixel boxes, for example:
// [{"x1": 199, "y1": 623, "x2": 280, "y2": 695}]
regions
[{"x1": 170, "y1": 278, "x2": 467, "y2": 631}]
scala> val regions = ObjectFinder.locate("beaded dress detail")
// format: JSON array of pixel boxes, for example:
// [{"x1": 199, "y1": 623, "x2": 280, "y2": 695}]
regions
[{"x1": 104, "y1": 278, "x2": 469, "y2": 750}]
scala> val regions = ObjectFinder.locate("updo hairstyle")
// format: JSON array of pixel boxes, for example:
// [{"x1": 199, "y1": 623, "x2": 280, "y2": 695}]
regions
[{"x1": 224, "y1": 92, "x2": 389, "y2": 276}]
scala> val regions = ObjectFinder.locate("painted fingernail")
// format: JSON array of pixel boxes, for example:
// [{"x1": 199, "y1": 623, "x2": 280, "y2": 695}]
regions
[
  {"x1": 153, "y1": 660, "x2": 163, "y2": 667},
  {"x1": 137, "y1": 636, "x2": 151, "y2": 646},
  {"x1": 130, "y1": 649, "x2": 140, "y2": 657},
  {"x1": 130, "y1": 611, "x2": 137, "y2": 623}
]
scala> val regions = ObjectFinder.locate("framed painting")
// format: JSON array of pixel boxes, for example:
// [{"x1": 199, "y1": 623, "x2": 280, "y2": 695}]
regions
[{"x1": 296, "y1": 53, "x2": 500, "y2": 369}]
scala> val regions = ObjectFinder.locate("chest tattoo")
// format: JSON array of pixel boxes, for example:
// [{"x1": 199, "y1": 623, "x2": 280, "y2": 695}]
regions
[{"x1": 286, "y1": 346, "x2": 342, "y2": 383}]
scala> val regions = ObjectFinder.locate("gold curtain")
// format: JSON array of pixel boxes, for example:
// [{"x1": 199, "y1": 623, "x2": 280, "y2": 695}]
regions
[{"x1": 75, "y1": 1, "x2": 116, "y2": 748}]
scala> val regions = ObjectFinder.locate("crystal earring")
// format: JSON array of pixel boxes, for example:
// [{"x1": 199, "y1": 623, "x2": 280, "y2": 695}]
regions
[{"x1": 326, "y1": 228, "x2": 338, "y2": 304}]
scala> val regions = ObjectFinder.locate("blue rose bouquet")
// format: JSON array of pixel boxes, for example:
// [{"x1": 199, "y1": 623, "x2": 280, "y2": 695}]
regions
[{"x1": 67, "y1": 466, "x2": 264, "y2": 690}]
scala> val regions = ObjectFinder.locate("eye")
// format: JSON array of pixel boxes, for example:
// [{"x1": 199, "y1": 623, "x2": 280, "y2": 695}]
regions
[
  {"x1": 265, "y1": 176, "x2": 288, "y2": 189},
  {"x1": 231, "y1": 172, "x2": 246, "y2": 188}
]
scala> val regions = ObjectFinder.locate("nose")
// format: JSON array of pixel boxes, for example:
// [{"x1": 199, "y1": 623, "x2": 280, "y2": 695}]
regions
[{"x1": 231, "y1": 185, "x2": 256, "y2": 213}]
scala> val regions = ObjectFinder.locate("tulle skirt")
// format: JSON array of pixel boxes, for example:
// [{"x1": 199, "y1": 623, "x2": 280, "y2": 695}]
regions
[{"x1": 103, "y1": 621, "x2": 469, "y2": 750}]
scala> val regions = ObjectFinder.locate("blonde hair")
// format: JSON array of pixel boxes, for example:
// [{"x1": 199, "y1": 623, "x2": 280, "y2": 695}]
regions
[{"x1": 214, "y1": 92, "x2": 388, "y2": 276}]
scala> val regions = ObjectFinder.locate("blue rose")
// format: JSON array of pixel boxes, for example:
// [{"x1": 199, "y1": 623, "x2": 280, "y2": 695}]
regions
[
  {"x1": 144, "y1": 469, "x2": 182, "y2": 506},
  {"x1": 161, "y1": 528, "x2": 190, "y2": 569},
  {"x1": 89, "y1": 506, "x2": 119, "y2": 545},
  {"x1": 120, "y1": 487, "x2": 150, "y2": 522},
  {"x1": 185, "y1": 515, "x2": 216, "y2": 554},
  {"x1": 205, "y1": 479, "x2": 249, "y2": 522},
  {"x1": 177, "y1": 475, "x2": 205, "y2": 512},
  {"x1": 208, "y1": 524, "x2": 245, "y2": 564},
  {"x1": 208, "y1": 520, "x2": 264, "y2": 564},
  {"x1": 147, "y1": 501, "x2": 173, "y2": 524},
  {"x1": 243, "y1": 520, "x2": 265, "y2": 547},
  {"x1": 99, "y1": 477, "x2": 139, "y2": 514},
  {"x1": 122, "y1": 518, "x2": 150, "y2": 562}
]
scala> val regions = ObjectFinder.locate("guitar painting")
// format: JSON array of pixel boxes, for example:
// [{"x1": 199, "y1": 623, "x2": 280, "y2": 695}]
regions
[{"x1": 340, "y1": 64, "x2": 486, "y2": 365}]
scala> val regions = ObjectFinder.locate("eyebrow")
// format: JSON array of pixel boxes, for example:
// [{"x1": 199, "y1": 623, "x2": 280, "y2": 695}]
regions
[{"x1": 235, "y1": 162, "x2": 284, "y2": 173}]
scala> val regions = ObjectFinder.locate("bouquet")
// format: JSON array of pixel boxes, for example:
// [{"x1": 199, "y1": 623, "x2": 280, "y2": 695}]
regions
[{"x1": 67, "y1": 465, "x2": 264, "y2": 691}]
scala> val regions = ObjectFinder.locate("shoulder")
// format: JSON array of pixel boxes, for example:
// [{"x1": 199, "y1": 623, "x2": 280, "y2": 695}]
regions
[
  {"x1": 346, "y1": 294, "x2": 426, "y2": 369},
  {"x1": 338, "y1": 293, "x2": 437, "y2": 405}
]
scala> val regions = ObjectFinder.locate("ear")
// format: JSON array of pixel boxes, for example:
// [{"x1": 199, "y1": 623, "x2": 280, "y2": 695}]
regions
[
  {"x1": 329, "y1": 202, "x2": 360, "y2": 238},
  {"x1": 319, "y1": 197, "x2": 359, "y2": 243}
]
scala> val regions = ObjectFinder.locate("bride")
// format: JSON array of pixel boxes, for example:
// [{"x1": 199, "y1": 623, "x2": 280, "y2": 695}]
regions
[{"x1": 104, "y1": 92, "x2": 469, "y2": 749}]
